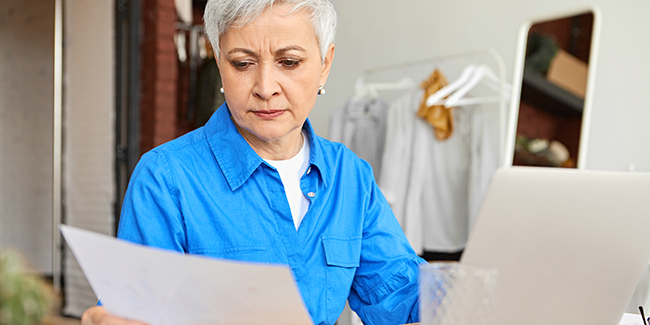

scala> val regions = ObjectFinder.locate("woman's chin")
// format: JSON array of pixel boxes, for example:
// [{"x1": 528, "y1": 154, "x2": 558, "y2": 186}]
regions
[
  {"x1": 245, "y1": 123, "x2": 302, "y2": 142},
  {"x1": 243, "y1": 127, "x2": 294, "y2": 144}
]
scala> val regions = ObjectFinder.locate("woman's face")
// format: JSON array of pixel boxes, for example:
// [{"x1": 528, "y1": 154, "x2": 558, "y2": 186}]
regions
[{"x1": 217, "y1": 4, "x2": 335, "y2": 145}]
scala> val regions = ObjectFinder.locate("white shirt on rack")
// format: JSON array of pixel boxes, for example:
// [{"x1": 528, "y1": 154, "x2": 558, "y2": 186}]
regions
[
  {"x1": 378, "y1": 89, "x2": 500, "y2": 254},
  {"x1": 264, "y1": 131, "x2": 311, "y2": 230}
]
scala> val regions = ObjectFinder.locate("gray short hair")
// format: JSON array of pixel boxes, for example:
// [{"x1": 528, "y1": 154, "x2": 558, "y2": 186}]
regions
[{"x1": 203, "y1": 0, "x2": 337, "y2": 62}]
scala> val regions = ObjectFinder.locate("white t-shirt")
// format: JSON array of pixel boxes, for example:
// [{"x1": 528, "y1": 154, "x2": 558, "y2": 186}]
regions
[{"x1": 264, "y1": 132, "x2": 311, "y2": 230}]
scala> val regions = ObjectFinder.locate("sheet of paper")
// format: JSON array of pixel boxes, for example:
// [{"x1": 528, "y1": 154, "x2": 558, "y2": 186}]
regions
[
  {"x1": 60, "y1": 225, "x2": 313, "y2": 325},
  {"x1": 620, "y1": 313, "x2": 646, "y2": 325}
]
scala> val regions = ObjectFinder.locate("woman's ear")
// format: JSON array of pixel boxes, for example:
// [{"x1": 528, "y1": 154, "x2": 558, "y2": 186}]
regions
[{"x1": 319, "y1": 43, "x2": 336, "y2": 85}]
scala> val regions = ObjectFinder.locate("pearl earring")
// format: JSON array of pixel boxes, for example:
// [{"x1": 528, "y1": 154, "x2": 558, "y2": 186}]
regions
[
  {"x1": 317, "y1": 85, "x2": 326, "y2": 95},
  {"x1": 220, "y1": 87, "x2": 224, "y2": 94}
]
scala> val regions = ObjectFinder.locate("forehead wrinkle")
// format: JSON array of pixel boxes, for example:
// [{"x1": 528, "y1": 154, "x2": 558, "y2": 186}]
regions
[{"x1": 221, "y1": 5, "x2": 318, "y2": 60}]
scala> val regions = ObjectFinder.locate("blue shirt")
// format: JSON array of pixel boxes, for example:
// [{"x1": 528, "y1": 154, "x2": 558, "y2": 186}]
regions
[{"x1": 117, "y1": 104, "x2": 426, "y2": 325}]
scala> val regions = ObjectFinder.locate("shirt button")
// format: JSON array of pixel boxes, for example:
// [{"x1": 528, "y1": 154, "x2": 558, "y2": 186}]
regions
[{"x1": 307, "y1": 192, "x2": 316, "y2": 198}]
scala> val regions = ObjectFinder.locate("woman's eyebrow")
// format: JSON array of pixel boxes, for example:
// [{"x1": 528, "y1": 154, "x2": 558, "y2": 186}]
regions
[
  {"x1": 275, "y1": 45, "x2": 307, "y2": 55},
  {"x1": 226, "y1": 45, "x2": 307, "y2": 57},
  {"x1": 227, "y1": 48, "x2": 258, "y2": 56}
]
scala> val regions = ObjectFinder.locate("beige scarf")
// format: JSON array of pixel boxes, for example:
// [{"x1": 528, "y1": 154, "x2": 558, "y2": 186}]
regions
[{"x1": 417, "y1": 69, "x2": 454, "y2": 141}]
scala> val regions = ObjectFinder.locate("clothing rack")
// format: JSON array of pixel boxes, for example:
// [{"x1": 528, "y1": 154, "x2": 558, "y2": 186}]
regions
[
  {"x1": 357, "y1": 48, "x2": 510, "y2": 165},
  {"x1": 174, "y1": 22, "x2": 209, "y2": 121},
  {"x1": 174, "y1": 22, "x2": 206, "y2": 63}
]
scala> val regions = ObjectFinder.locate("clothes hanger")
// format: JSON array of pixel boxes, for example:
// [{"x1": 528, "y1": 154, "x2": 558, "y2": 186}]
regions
[
  {"x1": 447, "y1": 65, "x2": 496, "y2": 103},
  {"x1": 353, "y1": 75, "x2": 417, "y2": 100},
  {"x1": 444, "y1": 64, "x2": 507, "y2": 107},
  {"x1": 426, "y1": 64, "x2": 511, "y2": 107},
  {"x1": 424, "y1": 64, "x2": 477, "y2": 107}
]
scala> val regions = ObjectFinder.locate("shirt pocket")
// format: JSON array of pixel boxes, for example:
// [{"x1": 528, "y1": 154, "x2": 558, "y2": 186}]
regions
[
  {"x1": 322, "y1": 236, "x2": 362, "y2": 323},
  {"x1": 189, "y1": 246, "x2": 269, "y2": 263},
  {"x1": 322, "y1": 237, "x2": 362, "y2": 268}
]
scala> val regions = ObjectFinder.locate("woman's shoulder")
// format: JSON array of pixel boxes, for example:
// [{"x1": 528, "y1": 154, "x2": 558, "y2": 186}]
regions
[
  {"x1": 147, "y1": 127, "x2": 209, "y2": 157},
  {"x1": 135, "y1": 127, "x2": 211, "y2": 172},
  {"x1": 313, "y1": 133, "x2": 356, "y2": 157},
  {"x1": 312, "y1": 134, "x2": 374, "y2": 172}
]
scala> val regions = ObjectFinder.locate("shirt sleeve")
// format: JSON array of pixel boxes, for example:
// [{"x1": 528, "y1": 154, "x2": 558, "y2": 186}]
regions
[
  {"x1": 117, "y1": 149, "x2": 187, "y2": 252},
  {"x1": 348, "y1": 176, "x2": 427, "y2": 325}
]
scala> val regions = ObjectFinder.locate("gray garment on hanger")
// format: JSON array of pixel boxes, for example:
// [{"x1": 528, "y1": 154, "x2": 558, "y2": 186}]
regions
[{"x1": 329, "y1": 97, "x2": 389, "y2": 181}]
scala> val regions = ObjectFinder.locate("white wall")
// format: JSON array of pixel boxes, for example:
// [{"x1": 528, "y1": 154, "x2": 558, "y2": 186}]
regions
[
  {"x1": 0, "y1": 0, "x2": 54, "y2": 273},
  {"x1": 312, "y1": 0, "x2": 650, "y2": 172},
  {"x1": 62, "y1": 0, "x2": 115, "y2": 317}
]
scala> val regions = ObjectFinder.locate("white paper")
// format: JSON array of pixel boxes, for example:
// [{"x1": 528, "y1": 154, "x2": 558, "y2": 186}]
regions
[
  {"x1": 620, "y1": 313, "x2": 647, "y2": 325},
  {"x1": 60, "y1": 225, "x2": 313, "y2": 325}
]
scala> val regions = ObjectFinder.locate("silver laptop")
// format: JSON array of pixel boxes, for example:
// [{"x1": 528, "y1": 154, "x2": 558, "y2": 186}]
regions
[{"x1": 461, "y1": 166, "x2": 650, "y2": 325}]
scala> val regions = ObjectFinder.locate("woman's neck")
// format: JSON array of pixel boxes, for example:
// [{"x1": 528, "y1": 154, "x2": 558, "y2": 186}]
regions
[{"x1": 236, "y1": 124, "x2": 304, "y2": 161}]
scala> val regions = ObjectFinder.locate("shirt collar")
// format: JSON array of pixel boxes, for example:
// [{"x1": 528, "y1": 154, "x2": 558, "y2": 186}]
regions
[
  {"x1": 303, "y1": 116, "x2": 330, "y2": 186},
  {"x1": 205, "y1": 103, "x2": 330, "y2": 191}
]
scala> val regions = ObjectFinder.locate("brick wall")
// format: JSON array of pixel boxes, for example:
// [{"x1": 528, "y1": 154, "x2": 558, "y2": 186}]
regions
[{"x1": 140, "y1": 0, "x2": 178, "y2": 154}]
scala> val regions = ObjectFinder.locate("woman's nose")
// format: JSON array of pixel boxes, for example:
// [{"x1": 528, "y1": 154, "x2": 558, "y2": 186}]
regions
[{"x1": 252, "y1": 64, "x2": 281, "y2": 100}]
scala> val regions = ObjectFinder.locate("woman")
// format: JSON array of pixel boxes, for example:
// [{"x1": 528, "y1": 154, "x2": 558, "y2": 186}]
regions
[{"x1": 82, "y1": 0, "x2": 425, "y2": 324}]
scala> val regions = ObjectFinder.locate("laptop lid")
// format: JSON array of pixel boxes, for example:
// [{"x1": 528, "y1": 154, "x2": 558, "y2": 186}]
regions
[{"x1": 461, "y1": 166, "x2": 650, "y2": 325}]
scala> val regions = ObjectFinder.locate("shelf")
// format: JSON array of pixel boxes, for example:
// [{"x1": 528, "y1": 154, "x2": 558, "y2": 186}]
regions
[{"x1": 520, "y1": 67, "x2": 584, "y2": 117}]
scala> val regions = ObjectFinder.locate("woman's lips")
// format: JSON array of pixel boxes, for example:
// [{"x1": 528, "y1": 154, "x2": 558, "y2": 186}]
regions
[{"x1": 253, "y1": 110, "x2": 284, "y2": 119}]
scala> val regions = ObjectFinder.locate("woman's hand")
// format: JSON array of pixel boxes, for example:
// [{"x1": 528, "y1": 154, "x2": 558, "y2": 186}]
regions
[{"x1": 81, "y1": 306, "x2": 150, "y2": 325}]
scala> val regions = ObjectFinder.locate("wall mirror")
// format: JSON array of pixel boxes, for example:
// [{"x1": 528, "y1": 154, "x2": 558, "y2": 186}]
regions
[{"x1": 505, "y1": 8, "x2": 601, "y2": 169}]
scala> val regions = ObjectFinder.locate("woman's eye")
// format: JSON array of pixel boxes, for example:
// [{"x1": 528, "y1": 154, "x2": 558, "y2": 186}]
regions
[
  {"x1": 281, "y1": 60, "x2": 301, "y2": 68},
  {"x1": 231, "y1": 61, "x2": 252, "y2": 70}
]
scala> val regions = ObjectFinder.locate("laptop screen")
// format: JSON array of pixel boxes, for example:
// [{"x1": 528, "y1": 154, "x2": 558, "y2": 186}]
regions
[{"x1": 461, "y1": 167, "x2": 650, "y2": 325}]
